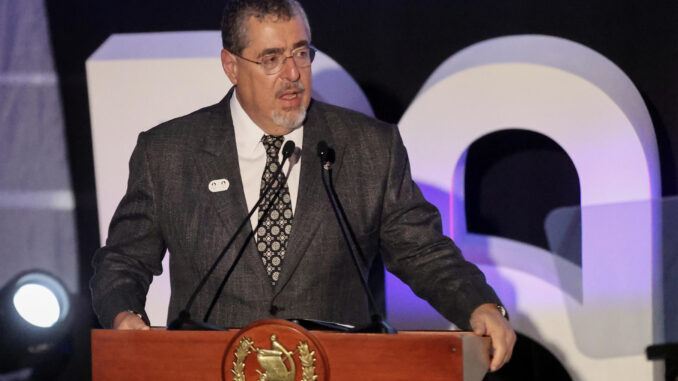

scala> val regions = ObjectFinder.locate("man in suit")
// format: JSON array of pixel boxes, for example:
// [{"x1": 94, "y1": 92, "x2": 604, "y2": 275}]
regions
[{"x1": 91, "y1": 0, "x2": 516, "y2": 371}]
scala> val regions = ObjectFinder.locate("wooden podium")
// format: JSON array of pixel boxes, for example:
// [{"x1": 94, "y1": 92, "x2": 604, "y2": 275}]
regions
[{"x1": 92, "y1": 319, "x2": 490, "y2": 381}]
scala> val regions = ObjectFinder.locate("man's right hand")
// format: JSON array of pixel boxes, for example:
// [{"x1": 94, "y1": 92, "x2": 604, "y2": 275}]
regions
[{"x1": 113, "y1": 311, "x2": 150, "y2": 330}]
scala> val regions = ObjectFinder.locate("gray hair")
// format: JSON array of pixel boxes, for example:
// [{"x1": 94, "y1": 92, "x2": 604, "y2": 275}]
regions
[{"x1": 221, "y1": 0, "x2": 311, "y2": 54}]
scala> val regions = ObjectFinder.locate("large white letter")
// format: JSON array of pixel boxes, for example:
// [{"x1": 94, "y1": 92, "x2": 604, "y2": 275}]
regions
[{"x1": 394, "y1": 35, "x2": 662, "y2": 380}]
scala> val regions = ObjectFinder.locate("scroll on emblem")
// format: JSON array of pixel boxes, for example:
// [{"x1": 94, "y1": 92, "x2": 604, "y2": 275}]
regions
[{"x1": 256, "y1": 334, "x2": 295, "y2": 381}]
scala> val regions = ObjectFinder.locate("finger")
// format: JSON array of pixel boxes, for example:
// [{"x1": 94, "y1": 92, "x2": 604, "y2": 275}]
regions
[
  {"x1": 491, "y1": 325, "x2": 517, "y2": 371},
  {"x1": 471, "y1": 318, "x2": 487, "y2": 336},
  {"x1": 490, "y1": 336, "x2": 508, "y2": 371},
  {"x1": 130, "y1": 316, "x2": 148, "y2": 328},
  {"x1": 502, "y1": 329, "x2": 517, "y2": 365},
  {"x1": 117, "y1": 313, "x2": 149, "y2": 330},
  {"x1": 127, "y1": 316, "x2": 149, "y2": 330}
]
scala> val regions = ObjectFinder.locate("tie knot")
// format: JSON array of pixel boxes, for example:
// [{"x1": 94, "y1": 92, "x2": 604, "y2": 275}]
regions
[{"x1": 262, "y1": 135, "x2": 285, "y2": 158}]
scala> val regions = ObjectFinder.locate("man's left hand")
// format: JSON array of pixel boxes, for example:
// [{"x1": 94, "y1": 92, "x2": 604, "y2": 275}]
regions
[{"x1": 469, "y1": 303, "x2": 516, "y2": 372}]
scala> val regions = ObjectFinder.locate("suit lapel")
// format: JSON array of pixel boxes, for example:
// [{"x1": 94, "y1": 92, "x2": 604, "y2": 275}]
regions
[
  {"x1": 195, "y1": 89, "x2": 272, "y2": 290},
  {"x1": 273, "y1": 101, "x2": 346, "y2": 295}
]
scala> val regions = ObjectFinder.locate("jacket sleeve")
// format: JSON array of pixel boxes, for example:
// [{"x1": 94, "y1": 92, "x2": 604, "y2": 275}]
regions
[
  {"x1": 378, "y1": 127, "x2": 502, "y2": 330},
  {"x1": 90, "y1": 132, "x2": 166, "y2": 328}
]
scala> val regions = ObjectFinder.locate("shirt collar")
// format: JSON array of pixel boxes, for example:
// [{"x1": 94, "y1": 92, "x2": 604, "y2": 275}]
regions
[{"x1": 231, "y1": 90, "x2": 264, "y2": 156}]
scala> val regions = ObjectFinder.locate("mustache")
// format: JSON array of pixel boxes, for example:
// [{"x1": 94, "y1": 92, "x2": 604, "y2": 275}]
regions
[{"x1": 275, "y1": 81, "x2": 305, "y2": 98}]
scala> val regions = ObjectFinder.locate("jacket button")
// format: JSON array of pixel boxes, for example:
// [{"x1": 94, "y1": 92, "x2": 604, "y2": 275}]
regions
[{"x1": 270, "y1": 305, "x2": 279, "y2": 315}]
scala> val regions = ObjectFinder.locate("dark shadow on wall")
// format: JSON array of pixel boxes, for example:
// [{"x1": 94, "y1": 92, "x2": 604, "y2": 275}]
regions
[
  {"x1": 642, "y1": 91, "x2": 677, "y2": 196},
  {"x1": 359, "y1": 81, "x2": 405, "y2": 124},
  {"x1": 484, "y1": 332, "x2": 572, "y2": 381},
  {"x1": 464, "y1": 129, "x2": 581, "y2": 261},
  {"x1": 662, "y1": 198, "x2": 678, "y2": 344},
  {"x1": 44, "y1": 0, "x2": 104, "y2": 299}
]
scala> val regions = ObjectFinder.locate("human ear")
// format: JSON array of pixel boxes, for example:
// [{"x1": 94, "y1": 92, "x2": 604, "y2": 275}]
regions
[{"x1": 221, "y1": 49, "x2": 238, "y2": 85}]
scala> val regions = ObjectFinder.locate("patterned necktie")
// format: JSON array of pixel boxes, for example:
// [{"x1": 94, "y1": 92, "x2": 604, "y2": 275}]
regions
[{"x1": 257, "y1": 135, "x2": 294, "y2": 286}]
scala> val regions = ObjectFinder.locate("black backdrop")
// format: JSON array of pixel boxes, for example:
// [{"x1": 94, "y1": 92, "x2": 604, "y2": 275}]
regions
[{"x1": 43, "y1": 0, "x2": 678, "y2": 379}]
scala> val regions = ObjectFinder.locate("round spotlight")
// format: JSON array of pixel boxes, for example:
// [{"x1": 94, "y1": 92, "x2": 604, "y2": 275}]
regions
[
  {"x1": 14, "y1": 284, "x2": 61, "y2": 328},
  {"x1": 0, "y1": 270, "x2": 73, "y2": 373},
  {"x1": 10, "y1": 272, "x2": 70, "y2": 328}
]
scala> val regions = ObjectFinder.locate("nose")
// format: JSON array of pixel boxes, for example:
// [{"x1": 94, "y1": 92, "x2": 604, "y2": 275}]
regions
[{"x1": 279, "y1": 55, "x2": 301, "y2": 82}]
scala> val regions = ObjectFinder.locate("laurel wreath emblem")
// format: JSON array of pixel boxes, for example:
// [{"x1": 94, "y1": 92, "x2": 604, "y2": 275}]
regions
[
  {"x1": 232, "y1": 337, "x2": 255, "y2": 381},
  {"x1": 297, "y1": 342, "x2": 317, "y2": 381}
]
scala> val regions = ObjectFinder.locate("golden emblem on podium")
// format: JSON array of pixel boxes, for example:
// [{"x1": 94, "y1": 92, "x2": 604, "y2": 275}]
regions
[
  {"x1": 224, "y1": 320, "x2": 328, "y2": 381},
  {"x1": 231, "y1": 334, "x2": 317, "y2": 381}
]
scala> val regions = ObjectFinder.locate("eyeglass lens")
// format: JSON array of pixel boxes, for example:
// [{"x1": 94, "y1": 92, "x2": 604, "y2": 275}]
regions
[{"x1": 262, "y1": 48, "x2": 316, "y2": 74}]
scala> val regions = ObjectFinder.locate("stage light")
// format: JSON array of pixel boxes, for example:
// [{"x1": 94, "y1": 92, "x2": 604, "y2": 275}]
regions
[{"x1": 0, "y1": 270, "x2": 73, "y2": 373}]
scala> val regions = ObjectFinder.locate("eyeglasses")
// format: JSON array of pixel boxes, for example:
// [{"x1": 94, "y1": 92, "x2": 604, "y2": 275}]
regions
[{"x1": 233, "y1": 46, "x2": 317, "y2": 75}]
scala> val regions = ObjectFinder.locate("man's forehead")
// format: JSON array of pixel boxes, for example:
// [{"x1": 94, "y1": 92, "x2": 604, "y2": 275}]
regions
[{"x1": 244, "y1": 15, "x2": 309, "y2": 52}]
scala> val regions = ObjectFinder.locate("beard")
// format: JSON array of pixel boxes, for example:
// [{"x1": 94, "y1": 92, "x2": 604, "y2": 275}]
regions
[
  {"x1": 272, "y1": 106, "x2": 306, "y2": 130},
  {"x1": 272, "y1": 81, "x2": 307, "y2": 130}
]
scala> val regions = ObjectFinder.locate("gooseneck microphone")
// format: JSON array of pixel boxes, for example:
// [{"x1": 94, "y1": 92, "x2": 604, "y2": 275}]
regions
[
  {"x1": 201, "y1": 142, "x2": 296, "y2": 323},
  {"x1": 316, "y1": 141, "x2": 396, "y2": 334},
  {"x1": 168, "y1": 140, "x2": 296, "y2": 331}
]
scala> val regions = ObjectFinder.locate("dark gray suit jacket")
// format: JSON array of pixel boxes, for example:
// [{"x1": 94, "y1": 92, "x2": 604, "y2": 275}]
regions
[{"x1": 91, "y1": 88, "x2": 501, "y2": 329}]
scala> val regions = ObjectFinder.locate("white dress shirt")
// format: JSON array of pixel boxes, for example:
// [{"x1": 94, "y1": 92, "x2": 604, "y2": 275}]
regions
[{"x1": 230, "y1": 91, "x2": 303, "y2": 233}]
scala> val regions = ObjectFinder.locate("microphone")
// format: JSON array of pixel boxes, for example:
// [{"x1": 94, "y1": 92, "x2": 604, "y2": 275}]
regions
[
  {"x1": 201, "y1": 141, "x2": 296, "y2": 322},
  {"x1": 168, "y1": 140, "x2": 296, "y2": 330},
  {"x1": 317, "y1": 140, "x2": 330, "y2": 167},
  {"x1": 316, "y1": 141, "x2": 396, "y2": 334}
]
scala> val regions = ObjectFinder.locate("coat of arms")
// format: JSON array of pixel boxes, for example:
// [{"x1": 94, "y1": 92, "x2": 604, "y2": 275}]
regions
[{"x1": 231, "y1": 334, "x2": 318, "y2": 381}]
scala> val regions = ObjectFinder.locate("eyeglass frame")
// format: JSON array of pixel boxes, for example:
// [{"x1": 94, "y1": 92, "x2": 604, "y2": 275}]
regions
[{"x1": 230, "y1": 45, "x2": 317, "y2": 75}]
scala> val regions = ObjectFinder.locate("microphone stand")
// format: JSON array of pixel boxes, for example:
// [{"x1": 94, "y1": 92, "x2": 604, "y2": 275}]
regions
[
  {"x1": 201, "y1": 169, "x2": 290, "y2": 323},
  {"x1": 168, "y1": 141, "x2": 296, "y2": 331},
  {"x1": 317, "y1": 142, "x2": 396, "y2": 334}
]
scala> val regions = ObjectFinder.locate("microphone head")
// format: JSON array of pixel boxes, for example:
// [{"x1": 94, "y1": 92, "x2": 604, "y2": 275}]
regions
[
  {"x1": 317, "y1": 141, "x2": 330, "y2": 163},
  {"x1": 282, "y1": 140, "x2": 296, "y2": 159}
]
